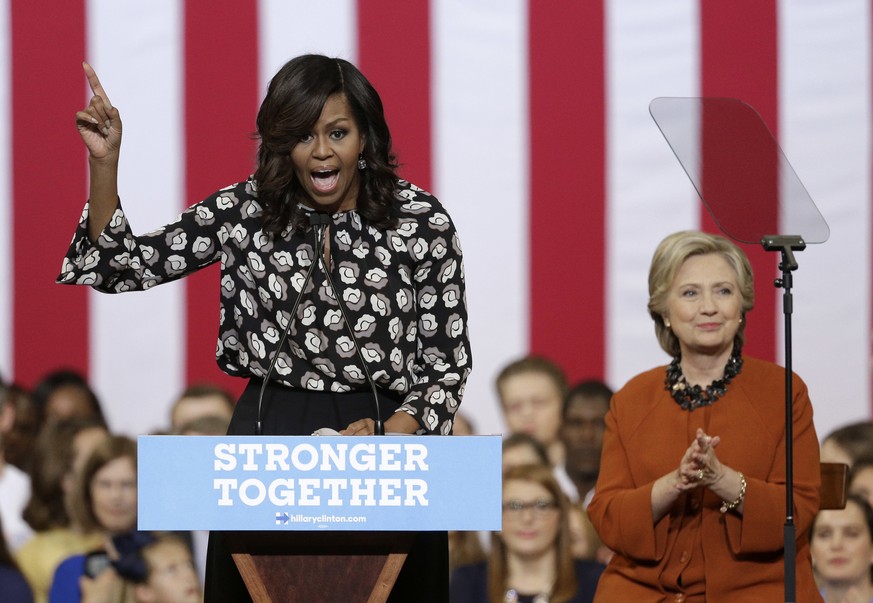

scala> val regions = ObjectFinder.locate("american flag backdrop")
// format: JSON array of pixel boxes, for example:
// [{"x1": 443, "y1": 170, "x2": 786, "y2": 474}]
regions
[{"x1": 0, "y1": 0, "x2": 870, "y2": 441}]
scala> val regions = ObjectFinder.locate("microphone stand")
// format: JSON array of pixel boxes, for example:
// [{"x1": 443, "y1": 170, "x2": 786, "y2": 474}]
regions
[
  {"x1": 761, "y1": 234, "x2": 806, "y2": 603},
  {"x1": 254, "y1": 214, "x2": 328, "y2": 435},
  {"x1": 312, "y1": 220, "x2": 385, "y2": 435},
  {"x1": 254, "y1": 212, "x2": 386, "y2": 436}
]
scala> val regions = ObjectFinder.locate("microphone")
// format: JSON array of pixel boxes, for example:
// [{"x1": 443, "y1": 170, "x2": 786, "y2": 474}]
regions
[
  {"x1": 254, "y1": 212, "x2": 329, "y2": 435},
  {"x1": 254, "y1": 211, "x2": 385, "y2": 436},
  {"x1": 311, "y1": 220, "x2": 386, "y2": 435}
]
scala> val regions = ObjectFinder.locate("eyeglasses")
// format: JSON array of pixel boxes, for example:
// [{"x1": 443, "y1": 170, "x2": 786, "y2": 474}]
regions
[{"x1": 502, "y1": 498, "x2": 559, "y2": 518}]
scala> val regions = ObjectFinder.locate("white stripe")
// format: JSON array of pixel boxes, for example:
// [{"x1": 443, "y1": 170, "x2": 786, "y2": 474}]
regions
[
  {"x1": 258, "y1": 0, "x2": 358, "y2": 90},
  {"x1": 0, "y1": 0, "x2": 11, "y2": 380},
  {"x1": 605, "y1": 0, "x2": 700, "y2": 389},
  {"x1": 780, "y1": 0, "x2": 872, "y2": 437},
  {"x1": 86, "y1": 0, "x2": 185, "y2": 436},
  {"x1": 432, "y1": 0, "x2": 529, "y2": 435}
]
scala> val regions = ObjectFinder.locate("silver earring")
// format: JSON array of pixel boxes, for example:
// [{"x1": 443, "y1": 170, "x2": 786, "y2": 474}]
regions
[
  {"x1": 357, "y1": 155, "x2": 367, "y2": 170},
  {"x1": 664, "y1": 319, "x2": 671, "y2": 328}
]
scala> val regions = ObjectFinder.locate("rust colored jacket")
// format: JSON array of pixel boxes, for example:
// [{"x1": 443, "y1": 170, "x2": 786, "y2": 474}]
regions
[{"x1": 588, "y1": 356, "x2": 822, "y2": 602}]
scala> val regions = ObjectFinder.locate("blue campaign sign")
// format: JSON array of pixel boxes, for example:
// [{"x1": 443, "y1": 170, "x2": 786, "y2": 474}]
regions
[{"x1": 137, "y1": 435, "x2": 502, "y2": 532}]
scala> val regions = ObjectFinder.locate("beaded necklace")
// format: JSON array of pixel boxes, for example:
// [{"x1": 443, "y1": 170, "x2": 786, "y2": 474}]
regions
[{"x1": 665, "y1": 354, "x2": 743, "y2": 411}]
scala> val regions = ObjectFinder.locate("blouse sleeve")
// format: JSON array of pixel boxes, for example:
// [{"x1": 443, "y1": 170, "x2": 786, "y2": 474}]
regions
[
  {"x1": 586, "y1": 403, "x2": 670, "y2": 562},
  {"x1": 723, "y1": 373, "x2": 821, "y2": 554},
  {"x1": 395, "y1": 200, "x2": 472, "y2": 435},
  {"x1": 56, "y1": 183, "x2": 248, "y2": 291}
]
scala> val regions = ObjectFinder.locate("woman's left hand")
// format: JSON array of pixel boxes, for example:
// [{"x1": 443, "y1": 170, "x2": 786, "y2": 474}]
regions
[
  {"x1": 684, "y1": 428, "x2": 724, "y2": 486},
  {"x1": 340, "y1": 412, "x2": 420, "y2": 435}
]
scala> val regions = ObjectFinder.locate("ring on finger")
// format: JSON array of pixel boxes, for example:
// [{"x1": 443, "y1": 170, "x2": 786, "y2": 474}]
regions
[{"x1": 696, "y1": 469, "x2": 704, "y2": 481}]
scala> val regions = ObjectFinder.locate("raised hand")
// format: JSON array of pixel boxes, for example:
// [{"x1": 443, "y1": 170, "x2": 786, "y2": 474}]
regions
[{"x1": 75, "y1": 62, "x2": 121, "y2": 161}]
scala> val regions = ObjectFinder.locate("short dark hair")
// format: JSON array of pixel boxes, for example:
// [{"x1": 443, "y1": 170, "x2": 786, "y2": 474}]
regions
[
  {"x1": 31, "y1": 368, "x2": 107, "y2": 427},
  {"x1": 824, "y1": 421, "x2": 873, "y2": 465},
  {"x1": 563, "y1": 379, "x2": 613, "y2": 417},
  {"x1": 255, "y1": 54, "x2": 399, "y2": 235}
]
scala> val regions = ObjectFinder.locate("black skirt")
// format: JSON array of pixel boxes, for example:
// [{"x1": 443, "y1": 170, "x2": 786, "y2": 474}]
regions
[{"x1": 204, "y1": 379, "x2": 449, "y2": 602}]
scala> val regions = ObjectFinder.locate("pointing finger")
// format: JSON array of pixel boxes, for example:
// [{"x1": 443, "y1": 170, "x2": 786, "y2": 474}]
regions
[{"x1": 82, "y1": 61, "x2": 113, "y2": 110}]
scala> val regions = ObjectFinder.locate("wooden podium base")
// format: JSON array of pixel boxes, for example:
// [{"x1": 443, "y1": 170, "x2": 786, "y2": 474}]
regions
[{"x1": 228, "y1": 531, "x2": 414, "y2": 603}]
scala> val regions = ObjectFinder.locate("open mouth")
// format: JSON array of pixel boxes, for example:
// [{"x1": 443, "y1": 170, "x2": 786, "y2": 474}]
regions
[{"x1": 311, "y1": 169, "x2": 339, "y2": 193}]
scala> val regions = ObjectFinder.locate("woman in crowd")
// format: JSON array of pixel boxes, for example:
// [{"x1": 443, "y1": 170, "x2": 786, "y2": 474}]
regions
[
  {"x1": 588, "y1": 230, "x2": 822, "y2": 601},
  {"x1": 503, "y1": 433, "x2": 551, "y2": 471},
  {"x1": 0, "y1": 515, "x2": 33, "y2": 602},
  {"x1": 451, "y1": 464, "x2": 604, "y2": 603},
  {"x1": 822, "y1": 422, "x2": 873, "y2": 468},
  {"x1": 810, "y1": 495, "x2": 873, "y2": 603},
  {"x1": 849, "y1": 457, "x2": 873, "y2": 511},
  {"x1": 65, "y1": 54, "x2": 470, "y2": 602},
  {"x1": 49, "y1": 435, "x2": 137, "y2": 603},
  {"x1": 16, "y1": 419, "x2": 107, "y2": 603}
]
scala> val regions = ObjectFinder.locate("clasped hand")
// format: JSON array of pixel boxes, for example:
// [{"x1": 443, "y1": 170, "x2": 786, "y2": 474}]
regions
[{"x1": 676, "y1": 428, "x2": 724, "y2": 491}]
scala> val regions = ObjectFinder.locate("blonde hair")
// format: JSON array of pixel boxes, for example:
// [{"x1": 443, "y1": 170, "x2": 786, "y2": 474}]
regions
[
  {"x1": 488, "y1": 464, "x2": 577, "y2": 603},
  {"x1": 648, "y1": 230, "x2": 754, "y2": 356}
]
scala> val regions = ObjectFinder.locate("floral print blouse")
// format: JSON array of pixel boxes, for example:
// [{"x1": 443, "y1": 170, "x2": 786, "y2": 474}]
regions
[{"x1": 57, "y1": 178, "x2": 471, "y2": 434}]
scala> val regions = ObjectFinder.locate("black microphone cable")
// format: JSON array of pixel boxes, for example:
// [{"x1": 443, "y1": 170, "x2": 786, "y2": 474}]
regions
[
  {"x1": 311, "y1": 218, "x2": 386, "y2": 435},
  {"x1": 254, "y1": 213, "x2": 328, "y2": 435}
]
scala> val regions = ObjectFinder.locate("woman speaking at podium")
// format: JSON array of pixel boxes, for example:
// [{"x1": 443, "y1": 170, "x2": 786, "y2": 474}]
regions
[{"x1": 61, "y1": 54, "x2": 471, "y2": 602}]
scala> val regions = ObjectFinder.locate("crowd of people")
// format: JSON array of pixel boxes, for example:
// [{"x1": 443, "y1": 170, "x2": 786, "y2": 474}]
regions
[
  {"x1": 1, "y1": 49, "x2": 869, "y2": 602},
  {"x1": 0, "y1": 371, "x2": 225, "y2": 603}
]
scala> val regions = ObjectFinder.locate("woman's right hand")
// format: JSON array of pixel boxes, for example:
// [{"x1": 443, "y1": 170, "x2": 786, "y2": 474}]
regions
[{"x1": 75, "y1": 62, "x2": 121, "y2": 162}]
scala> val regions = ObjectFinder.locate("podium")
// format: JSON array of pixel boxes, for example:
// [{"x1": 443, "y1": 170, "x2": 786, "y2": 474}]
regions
[
  {"x1": 138, "y1": 435, "x2": 501, "y2": 601},
  {"x1": 226, "y1": 531, "x2": 413, "y2": 602}
]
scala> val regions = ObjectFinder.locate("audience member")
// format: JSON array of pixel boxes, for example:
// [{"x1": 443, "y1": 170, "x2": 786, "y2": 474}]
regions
[
  {"x1": 447, "y1": 411, "x2": 487, "y2": 574},
  {"x1": 3, "y1": 384, "x2": 39, "y2": 473},
  {"x1": 821, "y1": 421, "x2": 873, "y2": 468},
  {"x1": 849, "y1": 456, "x2": 873, "y2": 510},
  {"x1": 451, "y1": 412, "x2": 476, "y2": 436},
  {"x1": 175, "y1": 415, "x2": 231, "y2": 437},
  {"x1": 49, "y1": 435, "x2": 138, "y2": 602},
  {"x1": 556, "y1": 380, "x2": 612, "y2": 506},
  {"x1": 168, "y1": 411, "x2": 229, "y2": 585},
  {"x1": 0, "y1": 383, "x2": 33, "y2": 551},
  {"x1": 78, "y1": 532, "x2": 201, "y2": 603},
  {"x1": 16, "y1": 419, "x2": 108, "y2": 603},
  {"x1": 31, "y1": 370, "x2": 107, "y2": 427},
  {"x1": 0, "y1": 515, "x2": 33, "y2": 602},
  {"x1": 810, "y1": 494, "x2": 873, "y2": 603},
  {"x1": 449, "y1": 530, "x2": 487, "y2": 576},
  {"x1": 127, "y1": 533, "x2": 200, "y2": 603},
  {"x1": 503, "y1": 433, "x2": 550, "y2": 471},
  {"x1": 169, "y1": 384, "x2": 234, "y2": 433},
  {"x1": 496, "y1": 356, "x2": 568, "y2": 467},
  {"x1": 450, "y1": 464, "x2": 604, "y2": 603}
]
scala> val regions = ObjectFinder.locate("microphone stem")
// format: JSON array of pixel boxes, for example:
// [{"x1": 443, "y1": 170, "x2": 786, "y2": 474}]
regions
[
  {"x1": 314, "y1": 225, "x2": 386, "y2": 435},
  {"x1": 254, "y1": 221, "x2": 325, "y2": 435}
]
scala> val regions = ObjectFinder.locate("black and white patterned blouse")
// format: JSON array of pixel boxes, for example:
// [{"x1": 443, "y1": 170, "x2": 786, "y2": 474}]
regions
[{"x1": 57, "y1": 178, "x2": 471, "y2": 434}]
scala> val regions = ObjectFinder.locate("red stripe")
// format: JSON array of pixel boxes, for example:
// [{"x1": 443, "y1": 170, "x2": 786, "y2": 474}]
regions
[
  {"x1": 700, "y1": 1, "x2": 779, "y2": 362},
  {"x1": 11, "y1": 1, "x2": 89, "y2": 386},
  {"x1": 528, "y1": 1, "x2": 606, "y2": 382},
  {"x1": 357, "y1": 0, "x2": 432, "y2": 191},
  {"x1": 183, "y1": 0, "x2": 259, "y2": 398}
]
